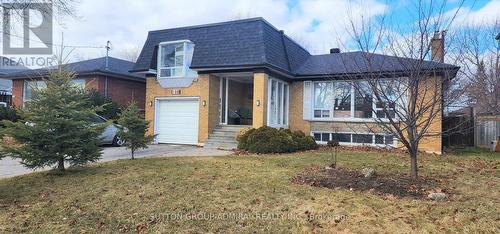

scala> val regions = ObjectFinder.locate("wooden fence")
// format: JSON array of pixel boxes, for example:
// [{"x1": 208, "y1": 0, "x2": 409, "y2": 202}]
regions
[{"x1": 475, "y1": 115, "x2": 500, "y2": 148}]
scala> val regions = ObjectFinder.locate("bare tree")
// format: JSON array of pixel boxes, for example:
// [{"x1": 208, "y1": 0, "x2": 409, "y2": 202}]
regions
[
  {"x1": 117, "y1": 46, "x2": 141, "y2": 62},
  {"x1": 455, "y1": 21, "x2": 500, "y2": 115},
  {"x1": 0, "y1": 0, "x2": 77, "y2": 18},
  {"x1": 326, "y1": 0, "x2": 466, "y2": 178}
]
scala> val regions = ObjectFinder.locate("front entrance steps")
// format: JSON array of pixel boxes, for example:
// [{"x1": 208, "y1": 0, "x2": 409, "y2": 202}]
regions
[{"x1": 204, "y1": 125, "x2": 251, "y2": 150}]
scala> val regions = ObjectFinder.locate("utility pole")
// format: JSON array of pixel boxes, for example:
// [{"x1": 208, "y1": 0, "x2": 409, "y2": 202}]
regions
[{"x1": 105, "y1": 40, "x2": 111, "y2": 70}]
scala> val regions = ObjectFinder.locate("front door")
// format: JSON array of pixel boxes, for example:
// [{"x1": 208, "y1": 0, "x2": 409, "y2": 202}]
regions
[{"x1": 219, "y1": 77, "x2": 228, "y2": 125}]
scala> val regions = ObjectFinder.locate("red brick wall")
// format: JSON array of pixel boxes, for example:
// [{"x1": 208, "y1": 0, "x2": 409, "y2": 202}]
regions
[
  {"x1": 10, "y1": 76, "x2": 146, "y2": 109},
  {"x1": 104, "y1": 77, "x2": 146, "y2": 108}
]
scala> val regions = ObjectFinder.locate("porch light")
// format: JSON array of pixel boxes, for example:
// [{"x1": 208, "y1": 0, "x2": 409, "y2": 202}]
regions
[
  {"x1": 256, "y1": 100, "x2": 261, "y2": 107},
  {"x1": 202, "y1": 100, "x2": 207, "y2": 107},
  {"x1": 149, "y1": 101, "x2": 153, "y2": 107}
]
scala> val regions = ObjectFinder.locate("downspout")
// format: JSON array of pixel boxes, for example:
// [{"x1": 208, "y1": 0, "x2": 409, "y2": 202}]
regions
[{"x1": 104, "y1": 76, "x2": 108, "y2": 97}]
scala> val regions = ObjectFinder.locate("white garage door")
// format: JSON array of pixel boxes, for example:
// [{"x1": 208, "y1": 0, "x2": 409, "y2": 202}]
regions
[{"x1": 156, "y1": 98, "x2": 199, "y2": 145}]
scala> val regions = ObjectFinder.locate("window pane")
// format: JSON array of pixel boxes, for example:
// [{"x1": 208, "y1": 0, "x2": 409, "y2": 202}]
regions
[
  {"x1": 175, "y1": 55, "x2": 183, "y2": 66},
  {"x1": 314, "y1": 110, "x2": 322, "y2": 118},
  {"x1": 332, "y1": 133, "x2": 351, "y2": 143},
  {"x1": 313, "y1": 133, "x2": 321, "y2": 141},
  {"x1": 160, "y1": 44, "x2": 176, "y2": 67},
  {"x1": 321, "y1": 133, "x2": 330, "y2": 142},
  {"x1": 270, "y1": 80, "x2": 277, "y2": 125},
  {"x1": 24, "y1": 80, "x2": 46, "y2": 101},
  {"x1": 283, "y1": 84, "x2": 288, "y2": 125},
  {"x1": 314, "y1": 82, "x2": 333, "y2": 108},
  {"x1": 333, "y1": 81, "x2": 351, "y2": 117},
  {"x1": 376, "y1": 81, "x2": 398, "y2": 119},
  {"x1": 353, "y1": 134, "x2": 372, "y2": 143},
  {"x1": 72, "y1": 79, "x2": 86, "y2": 89},
  {"x1": 321, "y1": 110, "x2": 330, "y2": 118},
  {"x1": 160, "y1": 68, "x2": 171, "y2": 77},
  {"x1": 375, "y1": 135, "x2": 384, "y2": 144},
  {"x1": 277, "y1": 83, "x2": 282, "y2": 124},
  {"x1": 385, "y1": 135, "x2": 394, "y2": 145},
  {"x1": 173, "y1": 67, "x2": 183, "y2": 76},
  {"x1": 354, "y1": 81, "x2": 373, "y2": 118},
  {"x1": 175, "y1": 43, "x2": 183, "y2": 52}
]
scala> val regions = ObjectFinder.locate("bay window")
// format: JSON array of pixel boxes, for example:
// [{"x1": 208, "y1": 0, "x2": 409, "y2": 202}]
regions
[
  {"x1": 311, "y1": 79, "x2": 404, "y2": 121},
  {"x1": 157, "y1": 40, "x2": 195, "y2": 79}
]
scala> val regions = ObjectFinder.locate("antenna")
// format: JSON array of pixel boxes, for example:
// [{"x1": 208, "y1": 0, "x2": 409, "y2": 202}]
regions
[{"x1": 105, "y1": 40, "x2": 112, "y2": 70}]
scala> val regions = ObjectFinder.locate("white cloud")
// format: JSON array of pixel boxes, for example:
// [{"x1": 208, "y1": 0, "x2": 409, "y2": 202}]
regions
[
  {"x1": 49, "y1": 0, "x2": 389, "y2": 61},
  {"x1": 3, "y1": 0, "x2": 496, "y2": 63}
]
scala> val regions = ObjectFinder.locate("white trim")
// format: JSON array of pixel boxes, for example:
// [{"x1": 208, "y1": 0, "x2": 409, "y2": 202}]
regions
[
  {"x1": 153, "y1": 96, "x2": 200, "y2": 144},
  {"x1": 219, "y1": 77, "x2": 229, "y2": 125},
  {"x1": 159, "y1": 40, "x2": 192, "y2": 46}
]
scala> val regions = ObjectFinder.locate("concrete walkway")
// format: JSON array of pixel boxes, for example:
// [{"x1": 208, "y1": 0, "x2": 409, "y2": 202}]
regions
[{"x1": 0, "y1": 144, "x2": 232, "y2": 179}]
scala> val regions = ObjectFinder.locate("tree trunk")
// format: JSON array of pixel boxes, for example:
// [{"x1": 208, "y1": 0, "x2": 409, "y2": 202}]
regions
[
  {"x1": 57, "y1": 157, "x2": 65, "y2": 171},
  {"x1": 410, "y1": 149, "x2": 418, "y2": 179},
  {"x1": 131, "y1": 149, "x2": 135, "y2": 160}
]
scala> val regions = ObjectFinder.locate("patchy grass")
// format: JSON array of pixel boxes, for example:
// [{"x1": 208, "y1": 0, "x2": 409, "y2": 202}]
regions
[
  {"x1": 448, "y1": 146, "x2": 499, "y2": 160},
  {"x1": 0, "y1": 150, "x2": 499, "y2": 233}
]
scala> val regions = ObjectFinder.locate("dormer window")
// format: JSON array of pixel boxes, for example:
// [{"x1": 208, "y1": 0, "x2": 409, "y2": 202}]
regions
[{"x1": 157, "y1": 40, "x2": 195, "y2": 79}]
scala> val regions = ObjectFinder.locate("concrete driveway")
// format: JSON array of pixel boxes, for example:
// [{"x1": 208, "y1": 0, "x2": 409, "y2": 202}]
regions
[{"x1": 0, "y1": 144, "x2": 232, "y2": 179}]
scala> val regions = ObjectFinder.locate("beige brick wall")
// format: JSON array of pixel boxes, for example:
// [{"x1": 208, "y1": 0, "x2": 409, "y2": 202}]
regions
[
  {"x1": 252, "y1": 73, "x2": 268, "y2": 128},
  {"x1": 289, "y1": 81, "x2": 310, "y2": 133},
  {"x1": 291, "y1": 77, "x2": 443, "y2": 154},
  {"x1": 414, "y1": 76, "x2": 442, "y2": 154},
  {"x1": 144, "y1": 75, "x2": 220, "y2": 144}
]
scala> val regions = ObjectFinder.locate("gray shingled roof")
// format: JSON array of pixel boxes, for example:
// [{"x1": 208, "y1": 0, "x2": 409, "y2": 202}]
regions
[
  {"x1": 4, "y1": 57, "x2": 145, "y2": 82},
  {"x1": 132, "y1": 18, "x2": 310, "y2": 74},
  {"x1": 133, "y1": 17, "x2": 459, "y2": 79},
  {"x1": 294, "y1": 52, "x2": 460, "y2": 77}
]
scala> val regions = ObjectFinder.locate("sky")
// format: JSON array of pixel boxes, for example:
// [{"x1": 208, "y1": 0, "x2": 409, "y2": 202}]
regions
[{"x1": 2, "y1": 0, "x2": 500, "y2": 63}]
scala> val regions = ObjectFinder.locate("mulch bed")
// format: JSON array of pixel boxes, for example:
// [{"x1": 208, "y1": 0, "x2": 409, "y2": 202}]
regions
[{"x1": 292, "y1": 167, "x2": 450, "y2": 200}]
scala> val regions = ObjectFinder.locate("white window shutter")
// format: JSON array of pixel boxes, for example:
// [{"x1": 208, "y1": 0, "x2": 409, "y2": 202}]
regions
[{"x1": 303, "y1": 81, "x2": 312, "y2": 120}]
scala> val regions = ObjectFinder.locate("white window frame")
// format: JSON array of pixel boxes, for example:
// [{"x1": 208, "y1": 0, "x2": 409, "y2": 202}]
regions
[
  {"x1": 312, "y1": 82, "x2": 333, "y2": 119},
  {"x1": 311, "y1": 131, "x2": 397, "y2": 147},
  {"x1": 157, "y1": 40, "x2": 193, "y2": 79},
  {"x1": 311, "y1": 78, "x2": 407, "y2": 122},
  {"x1": 267, "y1": 77, "x2": 289, "y2": 128}
]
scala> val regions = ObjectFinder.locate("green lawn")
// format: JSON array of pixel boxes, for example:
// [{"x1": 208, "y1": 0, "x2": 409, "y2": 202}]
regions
[{"x1": 0, "y1": 150, "x2": 498, "y2": 233}]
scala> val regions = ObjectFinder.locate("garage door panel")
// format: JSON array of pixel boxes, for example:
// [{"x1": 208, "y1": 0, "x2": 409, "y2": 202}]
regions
[{"x1": 156, "y1": 99, "x2": 199, "y2": 145}]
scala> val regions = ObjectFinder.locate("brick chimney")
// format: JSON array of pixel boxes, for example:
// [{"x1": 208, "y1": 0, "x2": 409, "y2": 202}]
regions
[{"x1": 431, "y1": 31, "x2": 445, "y2": 62}]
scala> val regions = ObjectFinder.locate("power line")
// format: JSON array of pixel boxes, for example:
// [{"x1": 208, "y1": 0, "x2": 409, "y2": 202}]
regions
[{"x1": 0, "y1": 30, "x2": 106, "y2": 49}]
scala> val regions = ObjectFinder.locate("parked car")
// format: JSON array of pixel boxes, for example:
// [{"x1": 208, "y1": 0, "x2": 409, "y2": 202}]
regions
[{"x1": 91, "y1": 115, "x2": 125, "y2": 146}]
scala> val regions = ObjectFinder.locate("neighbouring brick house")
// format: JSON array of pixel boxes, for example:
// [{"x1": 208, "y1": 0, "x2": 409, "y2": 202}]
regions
[
  {"x1": 4, "y1": 57, "x2": 146, "y2": 109},
  {"x1": 131, "y1": 18, "x2": 459, "y2": 153}
]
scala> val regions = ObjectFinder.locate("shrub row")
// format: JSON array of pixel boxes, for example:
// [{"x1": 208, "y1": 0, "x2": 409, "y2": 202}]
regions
[{"x1": 237, "y1": 126, "x2": 317, "y2": 154}]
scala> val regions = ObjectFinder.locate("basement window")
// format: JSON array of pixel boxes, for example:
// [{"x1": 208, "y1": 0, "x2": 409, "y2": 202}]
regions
[{"x1": 157, "y1": 40, "x2": 196, "y2": 79}]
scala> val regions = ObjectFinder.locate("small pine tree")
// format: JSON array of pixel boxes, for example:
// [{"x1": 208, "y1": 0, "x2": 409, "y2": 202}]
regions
[
  {"x1": 116, "y1": 102, "x2": 153, "y2": 159},
  {"x1": 0, "y1": 70, "x2": 106, "y2": 172}
]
